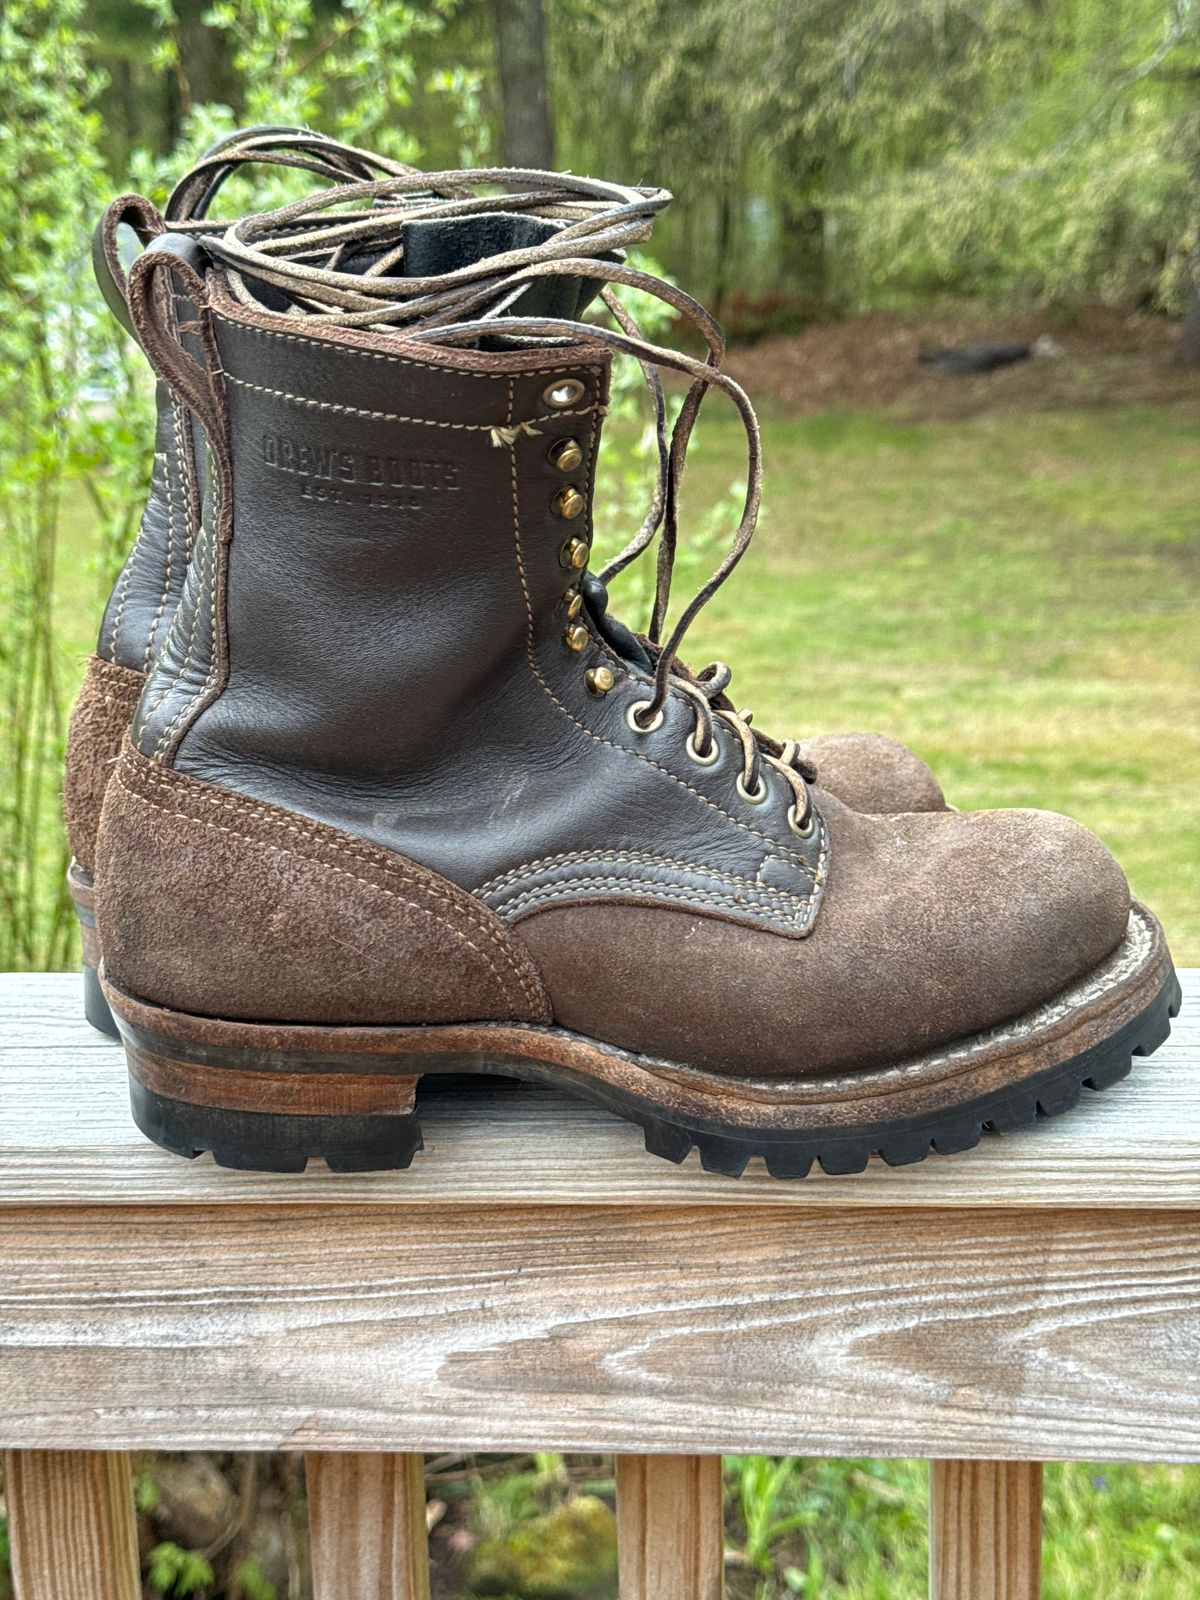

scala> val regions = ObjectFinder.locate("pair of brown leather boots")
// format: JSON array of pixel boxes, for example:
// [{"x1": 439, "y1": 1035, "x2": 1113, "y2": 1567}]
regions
[{"x1": 68, "y1": 128, "x2": 1179, "y2": 1176}]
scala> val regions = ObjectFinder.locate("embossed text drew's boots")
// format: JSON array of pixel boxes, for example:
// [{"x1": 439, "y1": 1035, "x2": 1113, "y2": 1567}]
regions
[
  {"x1": 67, "y1": 136, "x2": 944, "y2": 1038},
  {"x1": 92, "y1": 170, "x2": 1178, "y2": 1177}
]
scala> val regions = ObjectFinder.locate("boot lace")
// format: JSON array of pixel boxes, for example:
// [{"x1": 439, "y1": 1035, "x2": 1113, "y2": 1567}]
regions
[{"x1": 187, "y1": 154, "x2": 815, "y2": 834}]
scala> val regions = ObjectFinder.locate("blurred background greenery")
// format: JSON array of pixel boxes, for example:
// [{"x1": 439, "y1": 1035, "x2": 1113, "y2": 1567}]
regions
[{"x1": 1, "y1": 1, "x2": 1198, "y2": 1596}]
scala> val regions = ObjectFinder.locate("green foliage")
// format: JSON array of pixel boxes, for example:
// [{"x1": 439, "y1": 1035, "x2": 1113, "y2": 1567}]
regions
[
  {"x1": 147, "y1": 1541, "x2": 216, "y2": 1598},
  {"x1": 465, "y1": 1494, "x2": 618, "y2": 1599},
  {"x1": 554, "y1": 0, "x2": 1200, "y2": 317},
  {"x1": 230, "y1": 1557, "x2": 277, "y2": 1600},
  {"x1": 0, "y1": 0, "x2": 152, "y2": 970}
]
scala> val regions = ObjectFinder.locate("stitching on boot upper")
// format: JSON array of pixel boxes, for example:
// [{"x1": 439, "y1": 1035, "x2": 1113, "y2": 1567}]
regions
[
  {"x1": 478, "y1": 847, "x2": 805, "y2": 903},
  {"x1": 118, "y1": 753, "x2": 550, "y2": 1019},
  {"x1": 143, "y1": 397, "x2": 185, "y2": 669},
  {"x1": 501, "y1": 385, "x2": 824, "y2": 900},
  {"x1": 151, "y1": 458, "x2": 223, "y2": 760},
  {"x1": 222, "y1": 369, "x2": 603, "y2": 430},
  {"x1": 214, "y1": 312, "x2": 608, "y2": 382}
]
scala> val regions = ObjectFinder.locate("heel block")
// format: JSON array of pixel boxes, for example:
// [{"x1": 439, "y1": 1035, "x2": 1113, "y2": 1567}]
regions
[{"x1": 109, "y1": 981, "x2": 424, "y2": 1173}]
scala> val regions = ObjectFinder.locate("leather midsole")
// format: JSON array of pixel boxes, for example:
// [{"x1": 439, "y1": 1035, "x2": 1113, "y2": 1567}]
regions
[{"x1": 104, "y1": 903, "x2": 1172, "y2": 1134}]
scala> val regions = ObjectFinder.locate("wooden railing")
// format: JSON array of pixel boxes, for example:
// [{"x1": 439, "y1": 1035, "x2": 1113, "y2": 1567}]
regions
[{"x1": 1, "y1": 970, "x2": 1197, "y2": 1598}]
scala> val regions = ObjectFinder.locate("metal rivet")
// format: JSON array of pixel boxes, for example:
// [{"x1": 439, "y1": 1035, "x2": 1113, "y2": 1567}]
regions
[
  {"x1": 685, "y1": 730, "x2": 720, "y2": 767},
  {"x1": 626, "y1": 699, "x2": 666, "y2": 733},
  {"x1": 548, "y1": 437, "x2": 584, "y2": 472},
  {"x1": 560, "y1": 536, "x2": 590, "y2": 570},
  {"x1": 565, "y1": 624, "x2": 590, "y2": 653},
  {"x1": 562, "y1": 588, "x2": 584, "y2": 618},
  {"x1": 736, "y1": 773, "x2": 769, "y2": 806},
  {"x1": 543, "y1": 378, "x2": 585, "y2": 408},
  {"x1": 586, "y1": 665, "x2": 616, "y2": 696},
  {"x1": 788, "y1": 803, "x2": 816, "y2": 839},
  {"x1": 553, "y1": 486, "x2": 586, "y2": 520}
]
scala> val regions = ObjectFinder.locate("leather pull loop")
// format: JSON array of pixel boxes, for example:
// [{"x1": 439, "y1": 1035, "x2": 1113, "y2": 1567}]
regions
[
  {"x1": 91, "y1": 192, "x2": 165, "y2": 340},
  {"x1": 126, "y1": 249, "x2": 225, "y2": 448}
]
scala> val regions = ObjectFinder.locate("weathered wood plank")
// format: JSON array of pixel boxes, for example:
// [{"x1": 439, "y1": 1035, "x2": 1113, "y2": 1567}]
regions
[
  {"x1": 0, "y1": 972, "x2": 1196, "y2": 1210},
  {"x1": 0, "y1": 1204, "x2": 1196, "y2": 1460},
  {"x1": 929, "y1": 1460, "x2": 1043, "y2": 1600},
  {"x1": 616, "y1": 1454, "x2": 724, "y2": 1600},
  {"x1": 306, "y1": 1453, "x2": 430, "y2": 1600},
  {"x1": 3, "y1": 1450, "x2": 140, "y2": 1600}
]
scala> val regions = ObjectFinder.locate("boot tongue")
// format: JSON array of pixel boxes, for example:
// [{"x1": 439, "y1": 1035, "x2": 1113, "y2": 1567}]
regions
[
  {"x1": 379, "y1": 211, "x2": 614, "y2": 321},
  {"x1": 581, "y1": 572, "x2": 653, "y2": 672}
]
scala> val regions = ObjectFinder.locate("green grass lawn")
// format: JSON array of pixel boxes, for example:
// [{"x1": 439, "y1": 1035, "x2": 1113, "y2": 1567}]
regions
[{"x1": 604, "y1": 402, "x2": 1200, "y2": 964}]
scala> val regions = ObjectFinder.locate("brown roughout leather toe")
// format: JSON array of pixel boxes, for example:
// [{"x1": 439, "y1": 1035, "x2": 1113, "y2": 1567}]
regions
[
  {"x1": 794, "y1": 731, "x2": 945, "y2": 814},
  {"x1": 518, "y1": 790, "x2": 1132, "y2": 1080}
]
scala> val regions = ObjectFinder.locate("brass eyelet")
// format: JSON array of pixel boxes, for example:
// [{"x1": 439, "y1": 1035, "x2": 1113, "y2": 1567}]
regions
[
  {"x1": 543, "y1": 378, "x2": 585, "y2": 408},
  {"x1": 685, "y1": 730, "x2": 719, "y2": 767},
  {"x1": 560, "y1": 536, "x2": 590, "y2": 570},
  {"x1": 553, "y1": 485, "x2": 586, "y2": 520},
  {"x1": 736, "y1": 773, "x2": 769, "y2": 806},
  {"x1": 564, "y1": 624, "x2": 590, "y2": 653},
  {"x1": 562, "y1": 588, "x2": 584, "y2": 618},
  {"x1": 787, "y1": 803, "x2": 816, "y2": 839},
  {"x1": 548, "y1": 437, "x2": 584, "y2": 473},
  {"x1": 585, "y1": 665, "x2": 616, "y2": 696},
  {"x1": 626, "y1": 699, "x2": 665, "y2": 734}
]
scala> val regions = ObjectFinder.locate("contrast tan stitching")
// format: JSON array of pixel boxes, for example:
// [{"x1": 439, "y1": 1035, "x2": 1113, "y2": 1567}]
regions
[
  {"x1": 215, "y1": 312, "x2": 606, "y2": 382},
  {"x1": 504, "y1": 431, "x2": 820, "y2": 892},
  {"x1": 115, "y1": 770, "x2": 533, "y2": 1013},
  {"x1": 123, "y1": 758, "x2": 547, "y2": 1016},
  {"x1": 143, "y1": 403, "x2": 184, "y2": 669},
  {"x1": 480, "y1": 848, "x2": 809, "y2": 905},
  {"x1": 223, "y1": 369, "x2": 601, "y2": 430},
  {"x1": 106, "y1": 458, "x2": 162, "y2": 660},
  {"x1": 498, "y1": 874, "x2": 812, "y2": 925}
]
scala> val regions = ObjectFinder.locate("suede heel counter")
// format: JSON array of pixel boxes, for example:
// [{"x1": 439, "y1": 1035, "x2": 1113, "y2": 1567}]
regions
[
  {"x1": 63, "y1": 656, "x2": 145, "y2": 874},
  {"x1": 96, "y1": 747, "x2": 551, "y2": 1026}
]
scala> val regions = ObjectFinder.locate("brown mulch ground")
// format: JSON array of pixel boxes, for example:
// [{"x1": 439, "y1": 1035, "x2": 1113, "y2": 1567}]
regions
[{"x1": 721, "y1": 305, "x2": 1198, "y2": 418}]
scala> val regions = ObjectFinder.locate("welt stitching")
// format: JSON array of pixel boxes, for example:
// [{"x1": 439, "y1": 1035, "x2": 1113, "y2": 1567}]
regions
[
  {"x1": 481, "y1": 850, "x2": 808, "y2": 906},
  {"x1": 115, "y1": 768, "x2": 533, "y2": 1013},
  {"x1": 222, "y1": 370, "x2": 601, "y2": 429},
  {"x1": 125, "y1": 758, "x2": 546, "y2": 1015},
  {"x1": 505, "y1": 430, "x2": 820, "y2": 891},
  {"x1": 215, "y1": 313, "x2": 605, "y2": 382},
  {"x1": 496, "y1": 874, "x2": 810, "y2": 923}
]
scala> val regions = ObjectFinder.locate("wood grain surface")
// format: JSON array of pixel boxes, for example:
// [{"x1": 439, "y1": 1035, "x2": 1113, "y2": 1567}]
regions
[
  {"x1": 930, "y1": 1460, "x2": 1043, "y2": 1600},
  {"x1": 1, "y1": 973, "x2": 1196, "y2": 1210},
  {"x1": 306, "y1": 1452, "x2": 430, "y2": 1600},
  {"x1": 0, "y1": 1202, "x2": 1196, "y2": 1459},
  {"x1": 616, "y1": 1454, "x2": 725, "y2": 1599},
  {"x1": 3, "y1": 1450, "x2": 140, "y2": 1600}
]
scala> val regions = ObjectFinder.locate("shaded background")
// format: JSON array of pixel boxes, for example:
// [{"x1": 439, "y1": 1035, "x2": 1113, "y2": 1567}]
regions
[{"x1": 1, "y1": 1, "x2": 1198, "y2": 1596}]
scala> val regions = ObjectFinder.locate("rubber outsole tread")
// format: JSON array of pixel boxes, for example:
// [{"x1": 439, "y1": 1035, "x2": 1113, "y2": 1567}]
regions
[{"x1": 124, "y1": 970, "x2": 1182, "y2": 1180}]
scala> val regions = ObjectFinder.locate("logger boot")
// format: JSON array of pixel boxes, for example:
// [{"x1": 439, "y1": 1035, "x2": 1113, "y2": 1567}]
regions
[
  {"x1": 93, "y1": 175, "x2": 1178, "y2": 1177},
  {"x1": 66, "y1": 139, "x2": 942, "y2": 1039}
]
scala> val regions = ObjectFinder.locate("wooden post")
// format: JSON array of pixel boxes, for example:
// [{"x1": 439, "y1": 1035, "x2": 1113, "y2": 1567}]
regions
[
  {"x1": 616, "y1": 1454, "x2": 725, "y2": 1600},
  {"x1": 306, "y1": 1452, "x2": 430, "y2": 1600},
  {"x1": 929, "y1": 1460, "x2": 1043, "y2": 1600},
  {"x1": 3, "y1": 1450, "x2": 139, "y2": 1600}
]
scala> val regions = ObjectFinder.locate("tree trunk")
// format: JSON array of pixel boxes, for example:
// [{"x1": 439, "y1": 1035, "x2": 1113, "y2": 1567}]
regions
[
  {"x1": 1174, "y1": 260, "x2": 1200, "y2": 367},
  {"x1": 493, "y1": 0, "x2": 555, "y2": 169}
]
